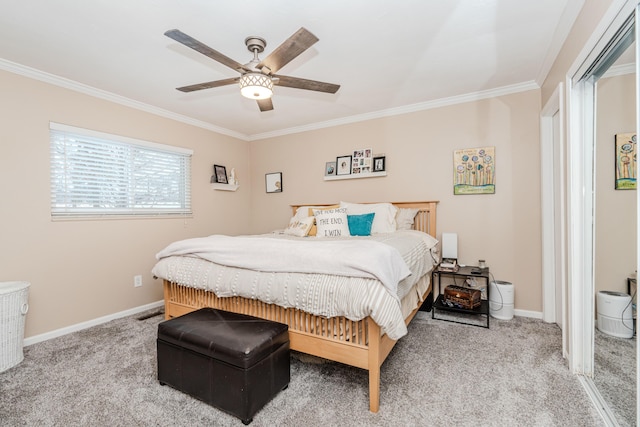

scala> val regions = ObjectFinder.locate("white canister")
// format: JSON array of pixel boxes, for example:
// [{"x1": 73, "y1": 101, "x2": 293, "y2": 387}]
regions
[{"x1": 489, "y1": 281, "x2": 514, "y2": 320}]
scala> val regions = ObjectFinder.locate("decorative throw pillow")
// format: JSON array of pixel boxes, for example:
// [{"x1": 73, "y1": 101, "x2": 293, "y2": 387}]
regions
[
  {"x1": 396, "y1": 208, "x2": 420, "y2": 230},
  {"x1": 339, "y1": 201, "x2": 398, "y2": 234},
  {"x1": 347, "y1": 213, "x2": 375, "y2": 236},
  {"x1": 304, "y1": 205, "x2": 339, "y2": 236},
  {"x1": 313, "y1": 207, "x2": 351, "y2": 237},
  {"x1": 283, "y1": 216, "x2": 315, "y2": 237}
]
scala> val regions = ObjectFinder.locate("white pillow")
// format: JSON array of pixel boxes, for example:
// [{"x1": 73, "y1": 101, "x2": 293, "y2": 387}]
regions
[
  {"x1": 339, "y1": 202, "x2": 398, "y2": 234},
  {"x1": 283, "y1": 216, "x2": 315, "y2": 237},
  {"x1": 396, "y1": 208, "x2": 420, "y2": 230},
  {"x1": 313, "y1": 207, "x2": 351, "y2": 237}
]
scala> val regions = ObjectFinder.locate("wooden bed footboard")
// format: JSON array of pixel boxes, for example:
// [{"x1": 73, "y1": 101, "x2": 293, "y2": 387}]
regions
[{"x1": 163, "y1": 279, "x2": 431, "y2": 413}]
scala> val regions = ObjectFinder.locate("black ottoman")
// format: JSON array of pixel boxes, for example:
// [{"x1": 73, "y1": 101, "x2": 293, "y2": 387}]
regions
[{"x1": 157, "y1": 308, "x2": 290, "y2": 425}]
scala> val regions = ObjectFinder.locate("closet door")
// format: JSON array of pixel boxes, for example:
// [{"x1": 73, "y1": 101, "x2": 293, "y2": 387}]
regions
[{"x1": 567, "y1": 2, "x2": 638, "y2": 425}]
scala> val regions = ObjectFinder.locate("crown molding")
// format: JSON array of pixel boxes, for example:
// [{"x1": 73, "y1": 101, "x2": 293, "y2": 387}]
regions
[
  {"x1": 248, "y1": 81, "x2": 540, "y2": 141},
  {"x1": 1, "y1": 57, "x2": 539, "y2": 142},
  {"x1": 0, "y1": 58, "x2": 249, "y2": 140}
]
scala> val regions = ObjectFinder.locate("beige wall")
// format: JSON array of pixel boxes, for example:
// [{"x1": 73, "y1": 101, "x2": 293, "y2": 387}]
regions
[
  {"x1": 0, "y1": 69, "x2": 251, "y2": 338},
  {"x1": 12, "y1": 1, "x2": 612, "y2": 335},
  {"x1": 595, "y1": 72, "x2": 637, "y2": 293},
  {"x1": 0, "y1": 67, "x2": 544, "y2": 335},
  {"x1": 249, "y1": 90, "x2": 543, "y2": 312}
]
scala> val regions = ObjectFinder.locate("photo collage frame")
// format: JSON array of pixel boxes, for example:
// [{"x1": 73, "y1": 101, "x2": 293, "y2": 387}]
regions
[{"x1": 325, "y1": 148, "x2": 385, "y2": 177}]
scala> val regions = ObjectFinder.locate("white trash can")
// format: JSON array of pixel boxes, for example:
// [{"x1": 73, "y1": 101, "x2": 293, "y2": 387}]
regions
[
  {"x1": 596, "y1": 290, "x2": 633, "y2": 339},
  {"x1": 489, "y1": 281, "x2": 514, "y2": 320},
  {"x1": 0, "y1": 281, "x2": 30, "y2": 372}
]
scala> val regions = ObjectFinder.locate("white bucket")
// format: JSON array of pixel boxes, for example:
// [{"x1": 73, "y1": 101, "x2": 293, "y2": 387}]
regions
[
  {"x1": 0, "y1": 281, "x2": 30, "y2": 372},
  {"x1": 596, "y1": 290, "x2": 633, "y2": 339},
  {"x1": 489, "y1": 281, "x2": 514, "y2": 320}
]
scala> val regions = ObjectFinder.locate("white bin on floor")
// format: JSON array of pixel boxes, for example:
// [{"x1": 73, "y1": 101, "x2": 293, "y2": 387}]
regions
[
  {"x1": 0, "y1": 281, "x2": 30, "y2": 372},
  {"x1": 489, "y1": 281, "x2": 514, "y2": 320},
  {"x1": 597, "y1": 290, "x2": 633, "y2": 339}
]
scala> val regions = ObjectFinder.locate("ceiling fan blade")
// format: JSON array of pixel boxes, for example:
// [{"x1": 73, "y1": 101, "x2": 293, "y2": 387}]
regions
[
  {"x1": 257, "y1": 98, "x2": 274, "y2": 112},
  {"x1": 176, "y1": 77, "x2": 238, "y2": 93},
  {"x1": 257, "y1": 28, "x2": 319, "y2": 74},
  {"x1": 274, "y1": 75, "x2": 340, "y2": 94},
  {"x1": 165, "y1": 29, "x2": 249, "y2": 73}
]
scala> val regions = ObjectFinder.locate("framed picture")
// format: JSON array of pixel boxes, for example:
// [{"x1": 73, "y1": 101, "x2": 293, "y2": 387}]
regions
[
  {"x1": 213, "y1": 164, "x2": 228, "y2": 184},
  {"x1": 325, "y1": 161, "x2": 336, "y2": 176},
  {"x1": 351, "y1": 148, "x2": 372, "y2": 174},
  {"x1": 265, "y1": 172, "x2": 282, "y2": 193},
  {"x1": 373, "y1": 156, "x2": 386, "y2": 172},
  {"x1": 336, "y1": 155, "x2": 352, "y2": 175},
  {"x1": 453, "y1": 146, "x2": 495, "y2": 195},
  {"x1": 615, "y1": 132, "x2": 637, "y2": 190}
]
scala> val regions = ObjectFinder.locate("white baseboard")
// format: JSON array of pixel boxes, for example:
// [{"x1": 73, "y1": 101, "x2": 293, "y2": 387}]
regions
[
  {"x1": 23, "y1": 300, "x2": 164, "y2": 346},
  {"x1": 514, "y1": 309, "x2": 543, "y2": 319},
  {"x1": 21, "y1": 302, "x2": 544, "y2": 347}
]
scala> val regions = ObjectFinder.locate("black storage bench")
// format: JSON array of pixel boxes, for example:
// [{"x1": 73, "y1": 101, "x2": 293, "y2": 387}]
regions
[{"x1": 157, "y1": 308, "x2": 290, "y2": 425}]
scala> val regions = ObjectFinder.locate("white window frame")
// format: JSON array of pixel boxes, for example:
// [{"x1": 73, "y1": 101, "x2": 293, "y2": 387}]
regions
[{"x1": 49, "y1": 122, "x2": 193, "y2": 219}]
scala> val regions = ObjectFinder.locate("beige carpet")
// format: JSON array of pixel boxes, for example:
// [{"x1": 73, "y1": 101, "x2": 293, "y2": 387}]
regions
[
  {"x1": 593, "y1": 327, "x2": 636, "y2": 426},
  {"x1": 0, "y1": 310, "x2": 603, "y2": 426}
]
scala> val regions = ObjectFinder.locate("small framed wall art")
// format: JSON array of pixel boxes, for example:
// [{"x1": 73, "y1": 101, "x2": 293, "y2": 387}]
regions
[
  {"x1": 373, "y1": 156, "x2": 386, "y2": 172},
  {"x1": 265, "y1": 172, "x2": 283, "y2": 193},
  {"x1": 325, "y1": 161, "x2": 336, "y2": 176},
  {"x1": 213, "y1": 164, "x2": 228, "y2": 184},
  {"x1": 336, "y1": 155, "x2": 352, "y2": 175}
]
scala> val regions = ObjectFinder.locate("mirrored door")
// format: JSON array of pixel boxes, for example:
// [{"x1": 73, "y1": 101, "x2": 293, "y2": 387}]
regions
[
  {"x1": 568, "y1": 3, "x2": 638, "y2": 426},
  {"x1": 593, "y1": 38, "x2": 636, "y2": 425}
]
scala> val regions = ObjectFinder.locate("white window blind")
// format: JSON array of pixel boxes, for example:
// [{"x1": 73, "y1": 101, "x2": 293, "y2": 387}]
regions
[{"x1": 50, "y1": 123, "x2": 192, "y2": 218}]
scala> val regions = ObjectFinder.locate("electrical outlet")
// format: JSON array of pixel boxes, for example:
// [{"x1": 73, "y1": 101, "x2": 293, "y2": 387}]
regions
[{"x1": 134, "y1": 275, "x2": 143, "y2": 287}]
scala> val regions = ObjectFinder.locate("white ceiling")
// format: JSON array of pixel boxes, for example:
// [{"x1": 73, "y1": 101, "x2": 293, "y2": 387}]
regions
[{"x1": 0, "y1": 0, "x2": 581, "y2": 140}]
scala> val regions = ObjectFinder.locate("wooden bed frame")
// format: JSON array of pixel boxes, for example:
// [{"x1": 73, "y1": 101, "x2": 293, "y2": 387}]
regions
[{"x1": 162, "y1": 201, "x2": 438, "y2": 412}]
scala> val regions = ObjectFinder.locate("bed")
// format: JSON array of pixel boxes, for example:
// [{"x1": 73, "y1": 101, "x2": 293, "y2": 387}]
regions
[{"x1": 153, "y1": 200, "x2": 438, "y2": 412}]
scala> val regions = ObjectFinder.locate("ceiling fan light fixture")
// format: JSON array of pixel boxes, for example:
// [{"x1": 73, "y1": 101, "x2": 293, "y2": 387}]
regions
[{"x1": 239, "y1": 73, "x2": 273, "y2": 99}]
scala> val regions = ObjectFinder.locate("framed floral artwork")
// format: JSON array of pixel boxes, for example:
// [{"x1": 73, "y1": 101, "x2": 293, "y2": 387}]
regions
[
  {"x1": 615, "y1": 133, "x2": 637, "y2": 190},
  {"x1": 453, "y1": 147, "x2": 495, "y2": 195}
]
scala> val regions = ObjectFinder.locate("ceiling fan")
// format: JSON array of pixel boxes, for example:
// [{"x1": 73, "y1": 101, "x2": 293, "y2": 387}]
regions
[{"x1": 164, "y1": 27, "x2": 340, "y2": 112}]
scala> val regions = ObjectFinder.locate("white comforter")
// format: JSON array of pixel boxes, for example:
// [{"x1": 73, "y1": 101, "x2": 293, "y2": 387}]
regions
[
  {"x1": 156, "y1": 235, "x2": 411, "y2": 296},
  {"x1": 152, "y1": 230, "x2": 438, "y2": 340}
]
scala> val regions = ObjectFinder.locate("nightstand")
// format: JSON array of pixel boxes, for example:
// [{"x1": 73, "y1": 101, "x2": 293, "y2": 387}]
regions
[{"x1": 432, "y1": 265, "x2": 490, "y2": 328}]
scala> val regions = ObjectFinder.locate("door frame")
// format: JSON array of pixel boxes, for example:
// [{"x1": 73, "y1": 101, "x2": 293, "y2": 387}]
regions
[{"x1": 540, "y1": 82, "x2": 567, "y2": 358}]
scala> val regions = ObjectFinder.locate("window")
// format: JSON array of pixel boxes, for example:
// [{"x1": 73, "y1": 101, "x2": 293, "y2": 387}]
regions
[{"x1": 50, "y1": 123, "x2": 192, "y2": 218}]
